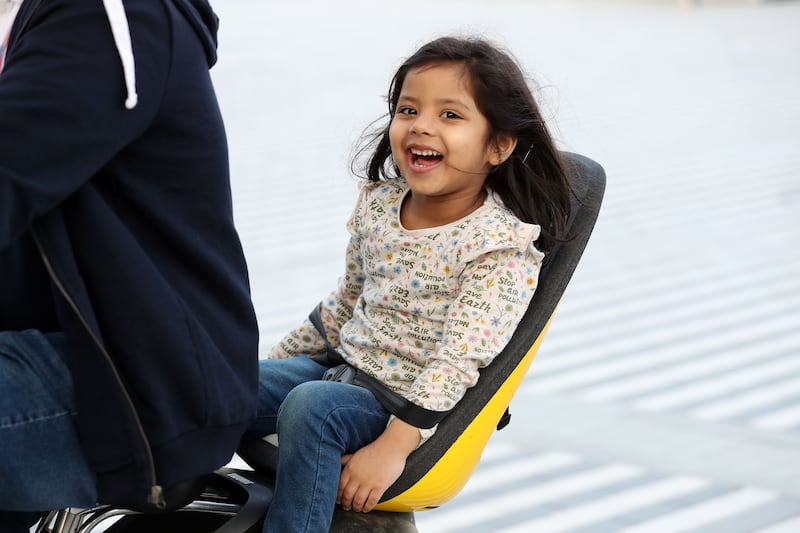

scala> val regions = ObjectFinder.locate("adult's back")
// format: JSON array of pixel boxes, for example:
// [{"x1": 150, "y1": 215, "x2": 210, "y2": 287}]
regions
[{"x1": 0, "y1": 0, "x2": 259, "y2": 522}]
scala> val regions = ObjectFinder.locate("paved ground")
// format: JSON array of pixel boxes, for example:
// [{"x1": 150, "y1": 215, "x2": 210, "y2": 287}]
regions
[{"x1": 213, "y1": 0, "x2": 800, "y2": 531}]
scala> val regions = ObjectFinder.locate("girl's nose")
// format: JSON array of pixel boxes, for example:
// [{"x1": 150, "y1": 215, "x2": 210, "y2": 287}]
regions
[{"x1": 410, "y1": 113, "x2": 434, "y2": 136}]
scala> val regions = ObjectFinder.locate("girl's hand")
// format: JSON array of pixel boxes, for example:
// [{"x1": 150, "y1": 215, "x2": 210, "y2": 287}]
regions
[
  {"x1": 337, "y1": 418, "x2": 421, "y2": 513},
  {"x1": 338, "y1": 444, "x2": 405, "y2": 513}
]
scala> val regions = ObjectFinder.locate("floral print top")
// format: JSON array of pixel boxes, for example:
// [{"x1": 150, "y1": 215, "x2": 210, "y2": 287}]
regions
[{"x1": 269, "y1": 178, "x2": 544, "y2": 425}]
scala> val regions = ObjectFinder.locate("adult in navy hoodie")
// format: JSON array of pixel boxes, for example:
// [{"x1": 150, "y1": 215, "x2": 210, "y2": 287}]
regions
[{"x1": 0, "y1": 0, "x2": 259, "y2": 526}]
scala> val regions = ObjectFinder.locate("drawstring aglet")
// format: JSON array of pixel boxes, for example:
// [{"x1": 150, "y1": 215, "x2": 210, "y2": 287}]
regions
[{"x1": 149, "y1": 484, "x2": 166, "y2": 510}]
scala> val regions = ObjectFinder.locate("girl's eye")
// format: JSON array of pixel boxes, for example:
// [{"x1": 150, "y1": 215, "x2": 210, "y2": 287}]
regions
[
  {"x1": 397, "y1": 107, "x2": 417, "y2": 116},
  {"x1": 441, "y1": 111, "x2": 461, "y2": 119}
]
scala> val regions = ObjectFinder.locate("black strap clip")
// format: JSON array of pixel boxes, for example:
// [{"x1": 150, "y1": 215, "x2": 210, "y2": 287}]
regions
[{"x1": 322, "y1": 363, "x2": 357, "y2": 384}]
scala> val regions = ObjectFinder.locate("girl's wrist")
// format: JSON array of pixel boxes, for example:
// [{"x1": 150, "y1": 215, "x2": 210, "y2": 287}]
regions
[{"x1": 382, "y1": 417, "x2": 422, "y2": 456}]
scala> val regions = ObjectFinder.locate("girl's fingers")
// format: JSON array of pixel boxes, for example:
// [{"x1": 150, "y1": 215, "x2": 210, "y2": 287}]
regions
[
  {"x1": 363, "y1": 490, "x2": 381, "y2": 513},
  {"x1": 351, "y1": 486, "x2": 372, "y2": 513},
  {"x1": 337, "y1": 470, "x2": 350, "y2": 505}
]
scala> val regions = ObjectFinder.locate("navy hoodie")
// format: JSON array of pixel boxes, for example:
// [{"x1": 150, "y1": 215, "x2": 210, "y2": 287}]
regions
[{"x1": 0, "y1": 0, "x2": 259, "y2": 509}]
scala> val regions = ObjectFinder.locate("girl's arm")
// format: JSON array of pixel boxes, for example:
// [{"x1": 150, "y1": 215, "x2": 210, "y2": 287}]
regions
[
  {"x1": 406, "y1": 245, "x2": 543, "y2": 412},
  {"x1": 267, "y1": 235, "x2": 366, "y2": 358},
  {"x1": 315, "y1": 230, "x2": 367, "y2": 346},
  {"x1": 267, "y1": 189, "x2": 368, "y2": 358}
]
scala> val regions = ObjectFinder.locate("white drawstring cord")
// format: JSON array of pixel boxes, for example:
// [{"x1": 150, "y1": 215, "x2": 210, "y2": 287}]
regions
[{"x1": 102, "y1": 0, "x2": 137, "y2": 109}]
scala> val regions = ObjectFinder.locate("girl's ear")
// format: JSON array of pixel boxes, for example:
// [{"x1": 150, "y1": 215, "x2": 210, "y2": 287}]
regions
[{"x1": 490, "y1": 134, "x2": 518, "y2": 166}]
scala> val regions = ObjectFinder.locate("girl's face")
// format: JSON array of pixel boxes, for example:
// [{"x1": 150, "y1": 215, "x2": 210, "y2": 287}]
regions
[{"x1": 389, "y1": 62, "x2": 510, "y2": 206}]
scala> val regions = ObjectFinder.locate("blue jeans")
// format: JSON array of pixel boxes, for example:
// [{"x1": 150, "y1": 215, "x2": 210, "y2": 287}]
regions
[
  {"x1": 248, "y1": 357, "x2": 390, "y2": 533},
  {"x1": 0, "y1": 330, "x2": 97, "y2": 532}
]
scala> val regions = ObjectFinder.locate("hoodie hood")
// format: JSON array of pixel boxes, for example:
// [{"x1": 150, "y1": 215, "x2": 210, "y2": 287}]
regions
[{"x1": 102, "y1": 0, "x2": 219, "y2": 110}]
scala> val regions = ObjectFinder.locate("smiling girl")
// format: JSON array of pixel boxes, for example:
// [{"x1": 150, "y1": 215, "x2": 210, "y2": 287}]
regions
[{"x1": 247, "y1": 36, "x2": 573, "y2": 532}]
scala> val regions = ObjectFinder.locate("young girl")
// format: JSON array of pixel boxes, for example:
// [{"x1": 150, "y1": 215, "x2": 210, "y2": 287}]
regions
[{"x1": 248, "y1": 35, "x2": 572, "y2": 532}]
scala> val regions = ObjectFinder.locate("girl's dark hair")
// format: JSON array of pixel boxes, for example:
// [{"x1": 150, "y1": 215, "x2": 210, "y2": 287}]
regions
[{"x1": 353, "y1": 36, "x2": 572, "y2": 253}]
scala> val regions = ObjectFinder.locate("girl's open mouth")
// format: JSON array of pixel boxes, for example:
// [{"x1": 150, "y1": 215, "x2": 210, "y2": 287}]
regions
[{"x1": 409, "y1": 148, "x2": 443, "y2": 170}]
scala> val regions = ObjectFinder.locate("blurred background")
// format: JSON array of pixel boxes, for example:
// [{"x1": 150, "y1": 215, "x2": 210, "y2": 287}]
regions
[{"x1": 212, "y1": 0, "x2": 800, "y2": 531}]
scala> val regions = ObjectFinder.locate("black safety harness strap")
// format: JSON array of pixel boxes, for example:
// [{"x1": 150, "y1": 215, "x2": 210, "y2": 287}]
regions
[{"x1": 308, "y1": 306, "x2": 448, "y2": 429}]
